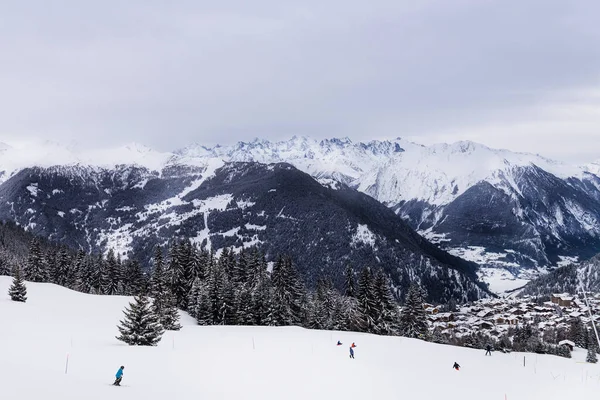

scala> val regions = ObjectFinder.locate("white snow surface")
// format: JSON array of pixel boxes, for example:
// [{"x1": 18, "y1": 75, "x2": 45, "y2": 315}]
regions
[
  {"x1": 586, "y1": 160, "x2": 600, "y2": 177},
  {"x1": 1, "y1": 277, "x2": 600, "y2": 400},
  {"x1": 351, "y1": 224, "x2": 377, "y2": 248},
  {"x1": 477, "y1": 267, "x2": 531, "y2": 295}
]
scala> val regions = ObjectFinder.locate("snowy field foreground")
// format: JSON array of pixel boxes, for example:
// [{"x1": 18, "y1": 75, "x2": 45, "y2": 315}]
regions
[{"x1": 1, "y1": 277, "x2": 600, "y2": 400}]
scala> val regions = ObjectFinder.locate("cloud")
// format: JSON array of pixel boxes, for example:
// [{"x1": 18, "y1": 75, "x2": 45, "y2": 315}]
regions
[{"x1": 0, "y1": 0, "x2": 599, "y2": 160}]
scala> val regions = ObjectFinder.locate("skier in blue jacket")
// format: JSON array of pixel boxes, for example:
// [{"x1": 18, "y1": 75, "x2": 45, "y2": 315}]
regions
[{"x1": 113, "y1": 366, "x2": 125, "y2": 386}]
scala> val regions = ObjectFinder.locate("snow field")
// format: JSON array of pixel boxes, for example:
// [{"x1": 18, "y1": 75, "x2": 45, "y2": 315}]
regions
[{"x1": 1, "y1": 276, "x2": 599, "y2": 400}]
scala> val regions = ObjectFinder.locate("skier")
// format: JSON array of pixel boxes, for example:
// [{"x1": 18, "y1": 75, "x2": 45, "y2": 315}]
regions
[
  {"x1": 453, "y1": 362, "x2": 460, "y2": 371},
  {"x1": 485, "y1": 344, "x2": 492, "y2": 356},
  {"x1": 349, "y1": 346, "x2": 355, "y2": 359},
  {"x1": 337, "y1": 340, "x2": 343, "y2": 346},
  {"x1": 113, "y1": 366, "x2": 125, "y2": 386}
]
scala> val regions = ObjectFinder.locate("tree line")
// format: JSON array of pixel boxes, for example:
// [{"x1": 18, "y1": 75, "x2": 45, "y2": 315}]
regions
[{"x1": 3, "y1": 238, "x2": 430, "y2": 343}]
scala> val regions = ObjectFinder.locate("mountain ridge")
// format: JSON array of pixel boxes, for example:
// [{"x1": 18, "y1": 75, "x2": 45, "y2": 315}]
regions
[{"x1": 2, "y1": 136, "x2": 600, "y2": 290}]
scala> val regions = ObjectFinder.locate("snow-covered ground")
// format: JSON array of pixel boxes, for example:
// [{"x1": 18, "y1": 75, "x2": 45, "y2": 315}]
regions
[
  {"x1": 1, "y1": 276, "x2": 599, "y2": 400},
  {"x1": 477, "y1": 267, "x2": 531, "y2": 295}
]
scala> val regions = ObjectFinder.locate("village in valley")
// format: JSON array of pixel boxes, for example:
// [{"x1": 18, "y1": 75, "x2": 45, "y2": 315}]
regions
[{"x1": 424, "y1": 293, "x2": 600, "y2": 352}]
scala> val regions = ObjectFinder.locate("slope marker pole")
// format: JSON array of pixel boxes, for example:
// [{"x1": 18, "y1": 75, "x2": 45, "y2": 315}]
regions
[{"x1": 65, "y1": 353, "x2": 70, "y2": 374}]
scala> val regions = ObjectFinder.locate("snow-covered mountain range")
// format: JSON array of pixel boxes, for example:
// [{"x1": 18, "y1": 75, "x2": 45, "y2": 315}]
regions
[
  {"x1": 0, "y1": 161, "x2": 488, "y2": 302},
  {"x1": 1, "y1": 136, "x2": 600, "y2": 291}
]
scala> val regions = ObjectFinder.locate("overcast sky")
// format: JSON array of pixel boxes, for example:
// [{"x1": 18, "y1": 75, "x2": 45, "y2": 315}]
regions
[{"x1": 1, "y1": 0, "x2": 600, "y2": 162}]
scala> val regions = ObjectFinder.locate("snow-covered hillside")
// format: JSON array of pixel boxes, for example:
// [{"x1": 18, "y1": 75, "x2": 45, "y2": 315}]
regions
[
  {"x1": 1, "y1": 277, "x2": 599, "y2": 399},
  {"x1": 2, "y1": 136, "x2": 600, "y2": 290}
]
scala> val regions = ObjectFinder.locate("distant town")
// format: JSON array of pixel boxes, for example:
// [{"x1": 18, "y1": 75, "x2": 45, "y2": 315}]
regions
[{"x1": 426, "y1": 293, "x2": 600, "y2": 342}]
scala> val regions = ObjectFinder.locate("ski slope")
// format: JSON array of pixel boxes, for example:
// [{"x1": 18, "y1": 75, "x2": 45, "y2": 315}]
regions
[{"x1": 0, "y1": 277, "x2": 599, "y2": 400}]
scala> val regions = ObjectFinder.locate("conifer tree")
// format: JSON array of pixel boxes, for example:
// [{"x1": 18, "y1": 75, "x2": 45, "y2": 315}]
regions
[
  {"x1": 44, "y1": 248, "x2": 58, "y2": 284},
  {"x1": 344, "y1": 265, "x2": 355, "y2": 297},
  {"x1": 8, "y1": 266, "x2": 27, "y2": 302},
  {"x1": 101, "y1": 249, "x2": 121, "y2": 295},
  {"x1": 587, "y1": 342, "x2": 598, "y2": 363},
  {"x1": 252, "y1": 275, "x2": 273, "y2": 325},
  {"x1": 151, "y1": 247, "x2": 167, "y2": 297},
  {"x1": 236, "y1": 287, "x2": 255, "y2": 325},
  {"x1": 330, "y1": 295, "x2": 348, "y2": 331},
  {"x1": 116, "y1": 294, "x2": 164, "y2": 346},
  {"x1": 374, "y1": 270, "x2": 399, "y2": 335},
  {"x1": 123, "y1": 260, "x2": 144, "y2": 295},
  {"x1": 356, "y1": 267, "x2": 378, "y2": 333},
  {"x1": 398, "y1": 284, "x2": 428, "y2": 339},
  {"x1": 220, "y1": 277, "x2": 237, "y2": 325},
  {"x1": 55, "y1": 246, "x2": 71, "y2": 287},
  {"x1": 187, "y1": 277, "x2": 203, "y2": 319},
  {"x1": 557, "y1": 344, "x2": 572, "y2": 358},
  {"x1": 169, "y1": 241, "x2": 194, "y2": 310},
  {"x1": 25, "y1": 239, "x2": 46, "y2": 282},
  {"x1": 159, "y1": 291, "x2": 182, "y2": 331},
  {"x1": 270, "y1": 256, "x2": 301, "y2": 326},
  {"x1": 195, "y1": 285, "x2": 213, "y2": 326},
  {"x1": 0, "y1": 256, "x2": 10, "y2": 276},
  {"x1": 76, "y1": 255, "x2": 94, "y2": 293},
  {"x1": 569, "y1": 318, "x2": 586, "y2": 347},
  {"x1": 89, "y1": 254, "x2": 103, "y2": 294}
]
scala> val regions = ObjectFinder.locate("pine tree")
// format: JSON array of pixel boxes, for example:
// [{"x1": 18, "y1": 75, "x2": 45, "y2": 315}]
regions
[
  {"x1": 101, "y1": 250, "x2": 121, "y2": 295},
  {"x1": 233, "y1": 249, "x2": 250, "y2": 286},
  {"x1": 116, "y1": 294, "x2": 164, "y2": 346},
  {"x1": 236, "y1": 287, "x2": 255, "y2": 325},
  {"x1": 587, "y1": 343, "x2": 598, "y2": 363},
  {"x1": 159, "y1": 291, "x2": 182, "y2": 331},
  {"x1": 195, "y1": 285, "x2": 213, "y2": 326},
  {"x1": 374, "y1": 270, "x2": 399, "y2": 335},
  {"x1": 151, "y1": 247, "x2": 167, "y2": 297},
  {"x1": 55, "y1": 246, "x2": 71, "y2": 287},
  {"x1": 169, "y1": 241, "x2": 194, "y2": 310},
  {"x1": 557, "y1": 344, "x2": 572, "y2": 359},
  {"x1": 0, "y1": 256, "x2": 10, "y2": 276},
  {"x1": 44, "y1": 248, "x2": 58, "y2": 284},
  {"x1": 25, "y1": 239, "x2": 46, "y2": 282},
  {"x1": 270, "y1": 256, "x2": 304, "y2": 326},
  {"x1": 356, "y1": 267, "x2": 378, "y2": 333},
  {"x1": 398, "y1": 284, "x2": 428, "y2": 339},
  {"x1": 76, "y1": 255, "x2": 94, "y2": 293},
  {"x1": 123, "y1": 260, "x2": 144, "y2": 296},
  {"x1": 252, "y1": 275, "x2": 273, "y2": 326},
  {"x1": 344, "y1": 265, "x2": 355, "y2": 297},
  {"x1": 8, "y1": 266, "x2": 27, "y2": 302},
  {"x1": 330, "y1": 295, "x2": 348, "y2": 331},
  {"x1": 64, "y1": 250, "x2": 83, "y2": 290},
  {"x1": 570, "y1": 318, "x2": 586, "y2": 347},
  {"x1": 187, "y1": 277, "x2": 203, "y2": 319}
]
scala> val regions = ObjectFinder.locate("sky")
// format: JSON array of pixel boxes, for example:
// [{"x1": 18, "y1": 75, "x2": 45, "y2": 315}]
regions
[{"x1": 1, "y1": 0, "x2": 600, "y2": 162}]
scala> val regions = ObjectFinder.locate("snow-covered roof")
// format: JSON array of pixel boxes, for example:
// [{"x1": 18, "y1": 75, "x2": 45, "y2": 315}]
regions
[{"x1": 559, "y1": 340, "x2": 575, "y2": 347}]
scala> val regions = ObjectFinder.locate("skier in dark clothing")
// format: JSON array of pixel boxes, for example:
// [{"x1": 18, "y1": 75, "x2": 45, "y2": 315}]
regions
[
  {"x1": 453, "y1": 362, "x2": 460, "y2": 371},
  {"x1": 349, "y1": 346, "x2": 355, "y2": 359},
  {"x1": 485, "y1": 344, "x2": 492, "y2": 356},
  {"x1": 113, "y1": 366, "x2": 125, "y2": 386}
]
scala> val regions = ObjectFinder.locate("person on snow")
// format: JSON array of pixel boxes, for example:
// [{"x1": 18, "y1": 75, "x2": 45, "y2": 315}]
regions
[
  {"x1": 452, "y1": 362, "x2": 460, "y2": 371},
  {"x1": 113, "y1": 366, "x2": 125, "y2": 386},
  {"x1": 349, "y1": 346, "x2": 355, "y2": 359},
  {"x1": 485, "y1": 344, "x2": 492, "y2": 356},
  {"x1": 337, "y1": 341, "x2": 343, "y2": 346}
]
